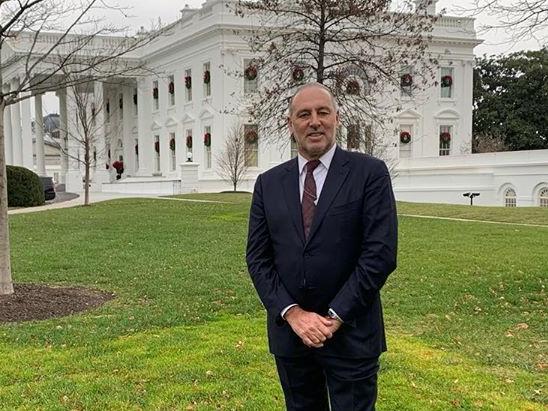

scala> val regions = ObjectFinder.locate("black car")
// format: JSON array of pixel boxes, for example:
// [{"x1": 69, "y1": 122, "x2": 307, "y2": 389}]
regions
[{"x1": 39, "y1": 176, "x2": 56, "y2": 201}]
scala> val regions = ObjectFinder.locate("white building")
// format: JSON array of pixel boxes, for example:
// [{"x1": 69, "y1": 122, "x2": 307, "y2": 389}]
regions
[{"x1": 2, "y1": 0, "x2": 547, "y2": 206}]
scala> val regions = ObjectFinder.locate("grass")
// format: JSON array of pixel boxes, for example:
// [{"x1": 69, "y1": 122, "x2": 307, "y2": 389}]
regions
[
  {"x1": 397, "y1": 201, "x2": 548, "y2": 225},
  {"x1": 1, "y1": 195, "x2": 546, "y2": 410}
]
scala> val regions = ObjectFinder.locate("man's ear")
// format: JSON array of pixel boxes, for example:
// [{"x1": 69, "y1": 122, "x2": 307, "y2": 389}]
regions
[{"x1": 287, "y1": 116, "x2": 294, "y2": 134}]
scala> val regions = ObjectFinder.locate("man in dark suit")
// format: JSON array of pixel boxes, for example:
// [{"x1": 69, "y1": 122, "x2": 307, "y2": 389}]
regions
[{"x1": 246, "y1": 83, "x2": 398, "y2": 410}]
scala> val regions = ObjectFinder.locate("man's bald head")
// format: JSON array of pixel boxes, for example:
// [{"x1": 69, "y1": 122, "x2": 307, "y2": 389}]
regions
[{"x1": 288, "y1": 82, "x2": 339, "y2": 116}]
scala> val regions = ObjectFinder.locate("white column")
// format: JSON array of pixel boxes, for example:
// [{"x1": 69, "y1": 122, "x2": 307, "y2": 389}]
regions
[
  {"x1": 136, "y1": 78, "x2": 152, "y2": 175},
  {"x1": 92, "y1": 81, "x2": 109, "y2": 188},
  {"x1": 10, "y1": 79, "x2": 23, "y2": 166},
  {"x1": 461, "y1": 59, "x2": 474, "y2": 154},
  {"x1": 175, "y1": 122, "x2": 186, "y2": 178},
  {"x1": 64, "y1": 86, "x2": 82, "y2": 193},
  {"x1": 34, "y1": 93, "x2": 46, "y2": 175},
  {"x1": 20, "y1": 92, "x2": 33, "y2": 169},
  {"x1": 58, "y1": 89, "x2": 68, "y2": 185},
  {"x1": 3, "y1": 85, "x2": 13, "y2": 166},
  {"x1": 122, "y1": 85, "x2": 133, "y2": 176}
]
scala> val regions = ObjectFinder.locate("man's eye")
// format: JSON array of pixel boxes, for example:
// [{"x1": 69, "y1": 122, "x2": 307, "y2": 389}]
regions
[{"x1": 298, "y1": 112, "x2": 310, "y2": 118}]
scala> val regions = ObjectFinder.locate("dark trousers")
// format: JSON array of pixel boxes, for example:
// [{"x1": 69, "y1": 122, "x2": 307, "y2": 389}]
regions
[{"x1": 275, "y1": 353, "x2": 379, "y2": 411}]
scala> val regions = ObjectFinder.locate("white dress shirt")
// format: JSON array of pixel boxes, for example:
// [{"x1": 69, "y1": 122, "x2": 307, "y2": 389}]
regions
[
  {"x1": 297, "y1": 143, "x2": 337, "y2": 204},
  {"x1": 281, "y1": 143, "x2": 342, "y2": 321}
]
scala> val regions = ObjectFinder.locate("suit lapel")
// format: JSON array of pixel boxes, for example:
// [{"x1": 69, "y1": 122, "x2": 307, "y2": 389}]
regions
[
  {"x1": 306, "y1": 147, "x2": 350, "y2": 244},
  {"x1": 282, "y1": 158, "x2": 305, "y2": 245}
]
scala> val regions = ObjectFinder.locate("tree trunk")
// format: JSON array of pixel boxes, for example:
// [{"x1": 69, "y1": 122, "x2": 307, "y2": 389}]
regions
[
  {"x1": 84, "y1": 161, "x2": 90, "y2": 206},
  {"x1": 233, "y1": 181, "x2": 237, "y2": 191},
  {"x1": 84, "y1": 143, "x2": 90, "y2": 206},
  {"x1": 0, "y1": 102, "x2": 14, "y2": 295}
]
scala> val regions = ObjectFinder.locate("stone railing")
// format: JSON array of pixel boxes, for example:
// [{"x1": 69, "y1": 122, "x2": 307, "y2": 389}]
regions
[
  {"x1": 10, "y1": 31, "x2": 129, "y2": 53},
  {"x1": 435, "y1": 16, "x2": 475, "y2": 32}
]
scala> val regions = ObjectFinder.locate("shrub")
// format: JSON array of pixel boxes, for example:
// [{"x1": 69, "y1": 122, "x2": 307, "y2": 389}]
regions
[{"x1": 7, "y1": 166, "x2": 45, "y2": 207}]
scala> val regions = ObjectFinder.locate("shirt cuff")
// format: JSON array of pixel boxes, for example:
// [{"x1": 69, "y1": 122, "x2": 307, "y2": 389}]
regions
[{"x1": 280, "y1": 304, "x2": 298, "y2": 319}]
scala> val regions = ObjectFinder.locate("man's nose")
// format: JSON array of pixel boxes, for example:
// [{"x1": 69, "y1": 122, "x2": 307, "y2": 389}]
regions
[{"x1": 310, "y1": 112, "x2": 320, "y2": 127}]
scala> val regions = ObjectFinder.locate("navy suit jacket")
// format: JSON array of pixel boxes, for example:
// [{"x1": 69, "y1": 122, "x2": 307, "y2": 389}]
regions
[{"x1": 246, "y1": 146, "x2": 398, "y2": 358}]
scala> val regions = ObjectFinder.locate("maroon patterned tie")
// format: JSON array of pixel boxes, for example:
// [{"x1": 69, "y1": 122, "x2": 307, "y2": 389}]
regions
[{"x1": 302, "y1": 160, "x2": 321, "y2": 240}]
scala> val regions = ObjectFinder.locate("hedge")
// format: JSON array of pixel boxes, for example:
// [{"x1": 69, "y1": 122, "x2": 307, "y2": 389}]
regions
[{"x1": 6, "y1": 165, "x2": 45, "y2": 207}]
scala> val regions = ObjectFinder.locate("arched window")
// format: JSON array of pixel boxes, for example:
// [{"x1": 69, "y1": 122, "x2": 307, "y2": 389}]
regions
[
  {"x1": 504, "y1": 188, "x2": 516, "y2": 207},
  {"x1": 539, "y1": 187, "x2": 548, "y2": 208}
]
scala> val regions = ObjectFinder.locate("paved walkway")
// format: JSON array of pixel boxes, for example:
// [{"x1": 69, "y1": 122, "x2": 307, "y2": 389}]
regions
[{"x1": 8, "y1": 192, "x2": 150, "y2": 215}]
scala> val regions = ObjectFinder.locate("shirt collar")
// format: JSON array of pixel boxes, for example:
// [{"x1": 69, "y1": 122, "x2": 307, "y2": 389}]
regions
[{"x1": 298, "y1": 143, "x2": 337, "y2": 174}]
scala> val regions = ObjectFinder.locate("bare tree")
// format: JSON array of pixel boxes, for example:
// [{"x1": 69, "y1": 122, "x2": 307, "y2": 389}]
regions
[
  {"x1": 0, "y1": 0, "x2": 159, "y2": 295},
  {"x1": 53, "y1": 77, "x2": 125, "y2": 206},
  {"x1": 232, "y1": 0, "x2": 437, "y2": 156},
  {"x1": 472, "y1": 131, "x2": 510, "y2": 153},
  {"x1": 456, "y1": 0, "x2": 547, "y2": 44},
  {"x1": 216, "y1": 123, "x2": 250, "y2": 191}
]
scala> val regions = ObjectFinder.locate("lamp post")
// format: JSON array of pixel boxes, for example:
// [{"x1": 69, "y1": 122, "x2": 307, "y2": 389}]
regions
[{"x1": 463, "y1": 192, "x2": 480, "y2": 205}]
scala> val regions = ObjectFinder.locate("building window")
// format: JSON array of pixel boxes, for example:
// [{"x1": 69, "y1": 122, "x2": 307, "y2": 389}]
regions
[
  {"x1": 400, "y1": 67, "x2": 413, "y2": 97},
  {"x1": 133, "y1": 88, "x2": 138, "y2": 115},
  {"x1": 539, "y1": 187, "x2": 548, "y2": 207},
  {"x1": 91, "y1": 103, "x2": 96, "y2": 126},
  {"x1": 346, "y1": 124, "x2": 360, "y2": 151},
  {"x1": 119, "y1": 94, "x2": 124, "y2": 119},
  {"x1": 440, "y1": 67, "x2": 454, "y2": 99},
  {"x1": 185, "y1": 69, "x2": 192, "y2": 102},
  {"x1": 345, "y1": 78, "x2": 362, "y2": 96},
  {"x1": 244, "y1": 59, "x2": 258, "y2": 94},
  {"x1": 168, "y1": 75, "x2": 175, "y2": 106},
  {"x1": 244, "y1": 124, "x2": 259, "y2": 167},
  {"x1": 152, "y1": 80, "x2": 159, "y2": 110},
  {"x1": 399, "y1": 125, "x2": 412, "y2": 159},
  {"x1": 134, "y1": 138, "x2": 139, "y2": 171},
  {"x1": 154, "y1": 135, "x2": 160, "y2": 173},
  {"x1": 439, "y1": 125, "x2": 452, "y2": 156},
  {"x1": 169, "y1": 132, "x2": 176, "y2": 171},
  {"x1": 344, "y1": 65, "x2": 370, "y2": 96},
  {"x1": 204, "y1": 126, "x2": 211, "y2": 169},
  {"x1": 185, "y1": 128, "x2": 193, "y2": 162},
  {"x1": 105, "y1": 99, "x2": 110, "y2": 123},
  {"x1": 203, "y1": 62, "x2": 211, "y2": 97},
  {"x1": 504, "y1": 188, "x2": 516, "y2": 207},
  {"x1": 290, "y1": 135, "x2": 298, "y2": 158}
]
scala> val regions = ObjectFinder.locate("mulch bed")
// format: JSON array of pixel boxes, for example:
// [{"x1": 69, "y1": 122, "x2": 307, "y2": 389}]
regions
[{"x1": 0, "y1": 283, "x2": 115, "y2": 323}]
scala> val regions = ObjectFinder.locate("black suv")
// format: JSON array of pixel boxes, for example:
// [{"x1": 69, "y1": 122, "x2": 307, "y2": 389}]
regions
[{"x1": 39, "y1": 176, "x2": 56, "y2": 201}]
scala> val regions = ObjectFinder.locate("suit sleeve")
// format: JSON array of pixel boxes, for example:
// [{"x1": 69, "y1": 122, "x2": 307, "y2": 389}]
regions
[
  {"x1": 329, "y1": 160, "x2": 398, "y2": 322},
  {"x1": 246, "y1": 174, "x2": 295, "y2": 318}
]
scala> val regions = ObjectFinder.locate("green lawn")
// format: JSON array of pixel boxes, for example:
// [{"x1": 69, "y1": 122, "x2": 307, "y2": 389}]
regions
[
  {"x1": 1, "y1": 195, "x2": 546, "y2": 410},
  {"x1": 398, "y1": 201, "x2": 548, "y2": 225}
]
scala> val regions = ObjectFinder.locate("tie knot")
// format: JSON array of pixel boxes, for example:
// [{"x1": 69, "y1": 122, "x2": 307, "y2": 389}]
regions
[{"x1": 306, "y1": 160, "x2": 321, "y2": 174}]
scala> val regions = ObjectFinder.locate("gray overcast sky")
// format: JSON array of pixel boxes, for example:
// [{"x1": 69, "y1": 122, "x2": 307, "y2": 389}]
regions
[{"x1": 110, "y1": 0, "x2": 546, "y2": 56}]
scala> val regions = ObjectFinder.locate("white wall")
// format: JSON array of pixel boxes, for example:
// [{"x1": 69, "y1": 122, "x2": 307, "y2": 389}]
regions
[{"x1": 394, "y1": 150, "x2": 548, "y2": 206}]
